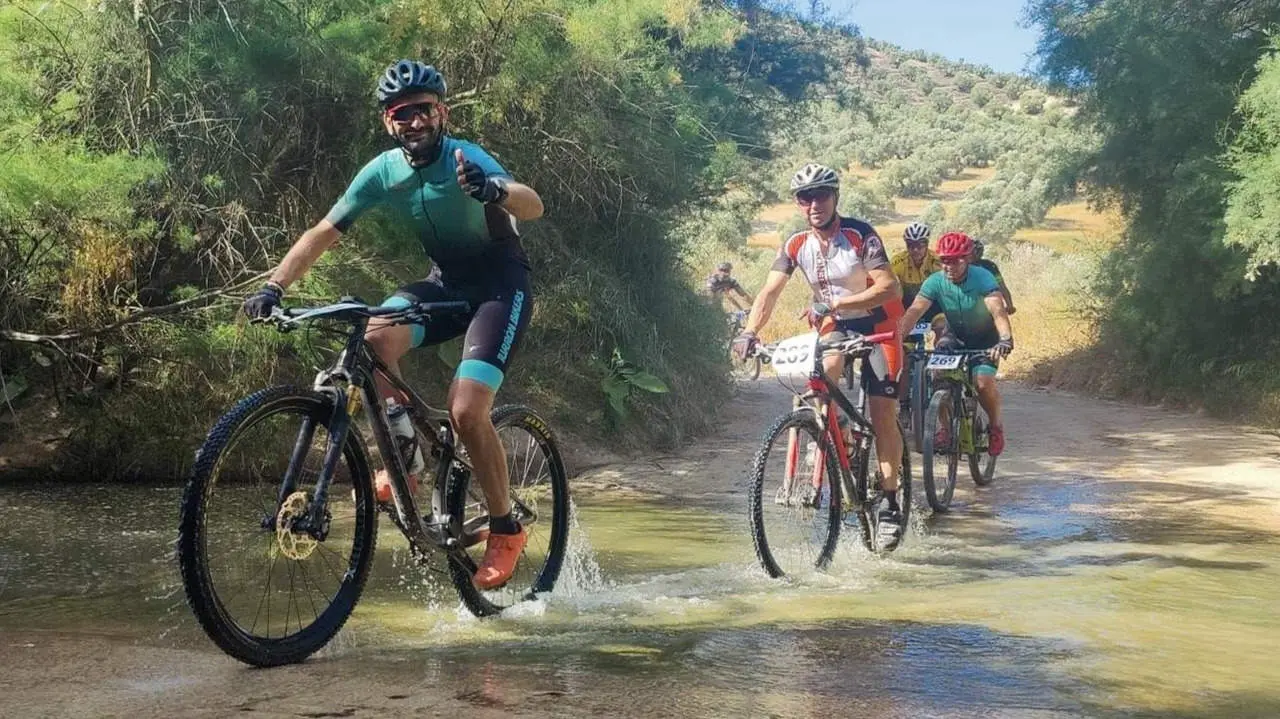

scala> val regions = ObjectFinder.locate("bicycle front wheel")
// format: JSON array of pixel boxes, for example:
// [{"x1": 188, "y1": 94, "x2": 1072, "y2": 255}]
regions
[
  {"x1": 749, "y1": 410, "x2": 843, "y2": 578},
  {"x1": 921, "y1": 387, "x2": 960, "y2": 513},
  {"x1": 446, "y1": 405, "x2": 570, "y2": 617},
  {"x1": 177, "y1": 386, "x2": 377, "y2": 667}
]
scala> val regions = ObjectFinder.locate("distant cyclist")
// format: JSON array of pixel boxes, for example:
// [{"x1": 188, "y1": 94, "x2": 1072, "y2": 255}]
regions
[
  {"x1": 971, "y1": 239, "x2": 1015, "y2": 315},
  {"x1": 733, "y1": 163, "x2": 908, "y2": 547},
  {"x1": 898, "y1": 232, "x2": 1013, "y2": 456},
  {"x1": 706, "y1": 261, "x2": 753, "y2": 312},
  {"x1": 890, "y1": 221, "x2": 942, "y2": 322}
]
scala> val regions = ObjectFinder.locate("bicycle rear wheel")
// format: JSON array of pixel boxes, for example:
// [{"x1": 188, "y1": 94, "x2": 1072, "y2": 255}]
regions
[
  {"x1": 446, "y1": 405, "x2": 570, "y2": 617},
  {"x1": 969, "y1": 405, "x2": 998, "y2": 486},
  {"x1": 921, "y1": 387, "x2": 960, "y2": 513},
  {"x1": 178, "y1": 386, "x2": 377, "y2": 667},
  {"x1": 749, "y1": 410, "x2": 843, "y2": 577},
  {"x1": 909, "y1": 356, "x2": 929, "y2": 453}
]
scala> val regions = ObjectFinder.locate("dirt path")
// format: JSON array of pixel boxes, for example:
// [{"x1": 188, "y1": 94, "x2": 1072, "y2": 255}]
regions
[
  {"x1": 577, "y1": 378, "x2": 1280, "y2": 525},
  {"x1": 3, "y1": 378, "x2": 1280, "y2": 717}
]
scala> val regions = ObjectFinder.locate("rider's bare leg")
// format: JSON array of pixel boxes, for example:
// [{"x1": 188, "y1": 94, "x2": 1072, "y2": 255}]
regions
[
  {"x1": 975, "y1": 374, "x2": 1003, "y2": 428},
  {"x1": 820, "y1": 353, "x2": 902, "y2": 492},
  {"x1": 365, "y1": 318, "x2": 413, "y2": 404},
  {"x1": 448, "y1": 379, "x2": 511, "y2": 519}
]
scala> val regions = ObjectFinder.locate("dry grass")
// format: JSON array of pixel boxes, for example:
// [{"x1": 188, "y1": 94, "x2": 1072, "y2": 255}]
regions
[
  {"x1": 1013, "y1": 200, "x2": 1123, "y2": 254},
  {"x1": 756, "y1": 203, "x2": 796, "y2": 225},
  {"x1": 995, "y1": 243, "x2": 1099, "y2": 380},
  {"x1": 937, "y1": 166, "x2": 996, "y2": 196}
]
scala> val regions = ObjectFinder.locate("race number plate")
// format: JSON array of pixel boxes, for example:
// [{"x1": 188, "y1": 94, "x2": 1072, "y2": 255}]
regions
[
  {"x1": 908, "y1": 322, "x2": 930, "y2": 338},
  {"x1": 770, "y1": 333, "x2": 819, "y2": 378},
  {"x1": 927, "y1": 353, "x2": 962, "y2": 370}
]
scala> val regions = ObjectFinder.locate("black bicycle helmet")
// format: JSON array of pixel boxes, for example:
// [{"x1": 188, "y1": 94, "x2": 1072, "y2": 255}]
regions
[{"x1": 377, "y1": 60, "x2": 447, "y2": 105}]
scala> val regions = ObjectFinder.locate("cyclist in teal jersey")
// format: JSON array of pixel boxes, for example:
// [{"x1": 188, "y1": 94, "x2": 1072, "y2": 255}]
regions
[
  {"x1": 898, "y1": 232, "x2": 1013, "y2": 455},
  {"x1": 241, "y1": 60, "x2": 544, "y2": 590}
]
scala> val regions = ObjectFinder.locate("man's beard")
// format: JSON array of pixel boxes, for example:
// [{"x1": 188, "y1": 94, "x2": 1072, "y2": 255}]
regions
[
  {"x1": 811, "y1": 213, "x2": 837, "y2": 231},
  {"x1": 396, "y1": 125, "x2": 444, "y2": 167}
]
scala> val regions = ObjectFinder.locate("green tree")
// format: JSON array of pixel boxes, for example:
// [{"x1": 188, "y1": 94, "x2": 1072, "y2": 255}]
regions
[
  {"x1": 1029, "y1": 0, "x2": 1280, "y2": 412},
  {"x1": 1224, "y1": 38, "x2": 1280, "y2": 276},
  {"x1": 1020, "y1": 89, "x2": 1046, "y2": 115}
]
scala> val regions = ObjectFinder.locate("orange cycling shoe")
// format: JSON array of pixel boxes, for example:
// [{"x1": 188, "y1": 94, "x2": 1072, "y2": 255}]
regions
[
  {"x1": 473, "y1": 527, "x2": 527, "y2": 590},
  {"x1": 373, "y1": 468, "x2": 418, "y2": 505}
]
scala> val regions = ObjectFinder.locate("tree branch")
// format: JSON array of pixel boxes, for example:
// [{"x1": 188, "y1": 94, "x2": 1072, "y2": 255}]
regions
[{"x1": 0, "y1": 273, "x2": 268, "y2": 344}]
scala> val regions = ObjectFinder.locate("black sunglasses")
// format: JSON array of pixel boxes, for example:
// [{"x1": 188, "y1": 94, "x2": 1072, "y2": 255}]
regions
[
  {"x1": 795, "y1": 188, "x2": 835, "y2": 204},
  {"x1": 387, "y1": 102, "x2": 440, "y2": 123}
]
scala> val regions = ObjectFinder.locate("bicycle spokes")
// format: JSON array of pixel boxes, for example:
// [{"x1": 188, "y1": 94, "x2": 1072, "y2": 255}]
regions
[{"x1": 751, "y1": 411, "x2": 842, "y2": 577}]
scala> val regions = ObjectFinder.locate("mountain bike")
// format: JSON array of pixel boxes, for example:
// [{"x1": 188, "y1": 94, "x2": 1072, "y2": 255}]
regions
[
  {"x1": 919, "y1": 349, "x2": 997, "y2": 513},
  {"x1": 177, "y1": 298, "x2": 570, "y2": 667},
  {"x1": 728, "y1": 309, "x2": 761, "y2": 381},
  {"x1": 747, "y1": 331, "x2": 913, "y2": 577},
  {"x1": 899, "y1": 321, "x2": 932, "y2": 454}
]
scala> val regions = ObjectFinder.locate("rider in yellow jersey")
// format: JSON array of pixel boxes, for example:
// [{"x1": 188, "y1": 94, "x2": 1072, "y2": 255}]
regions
[{"x1": 889, "y1": 221, "x2": 942, "y2": 321}]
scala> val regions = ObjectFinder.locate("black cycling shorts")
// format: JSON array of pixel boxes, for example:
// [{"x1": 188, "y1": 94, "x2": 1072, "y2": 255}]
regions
[{"x1": 380, "y1": 256, "x2": 531, "y2": 391}]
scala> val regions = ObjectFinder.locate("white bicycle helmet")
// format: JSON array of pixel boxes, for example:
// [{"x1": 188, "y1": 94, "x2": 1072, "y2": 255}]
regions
[
  {"x1": 903, "y1": 221, "x2": 931, "y2": 244},
  {"x1": 789, "y1": 163, "x2": 841, "y2": 194}
]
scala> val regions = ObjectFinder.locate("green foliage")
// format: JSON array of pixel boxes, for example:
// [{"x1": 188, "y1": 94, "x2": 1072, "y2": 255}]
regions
[
  {"x1": 971, "y1": 83, "x2": 994, "y2": 108},
  {"x1": 0, "y1": 0, "x2": 847, "y2": 476},
  {"x1": 600, "y1": 349, "x2": 670, "y2": 424},
  {"x1": 1224, "y1": 38, "x2": 1280, "y2": 276},
  {"x1": 1029, "y1": 0, "x2": 1280, "y2": 413},
  {"x1": 919, "y1": 200, "x2": 947, "y2": 229},
  {"x1": 1020, "y1": 89, "x2": 1047, "y2": 115}
]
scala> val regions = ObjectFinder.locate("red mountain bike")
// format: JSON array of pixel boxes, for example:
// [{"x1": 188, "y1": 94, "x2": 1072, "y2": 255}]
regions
[{"x1": 748, "y1": 330, "x2": 912, "y2": 577}]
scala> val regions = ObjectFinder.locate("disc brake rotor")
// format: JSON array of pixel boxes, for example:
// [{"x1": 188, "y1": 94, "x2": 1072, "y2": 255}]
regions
[{"x1": 275, "y1": 491, "x2": 319, "y2": 560}]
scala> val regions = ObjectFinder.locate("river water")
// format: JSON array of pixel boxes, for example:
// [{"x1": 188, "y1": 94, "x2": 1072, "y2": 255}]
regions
[{"x1": 2, "y1": 383, "x2": 1280, "y2": 718}]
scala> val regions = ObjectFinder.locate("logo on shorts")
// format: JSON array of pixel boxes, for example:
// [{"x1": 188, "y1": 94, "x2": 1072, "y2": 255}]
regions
[{"x1": 497, "y1": 290, "x2": 525, "y2": 363}]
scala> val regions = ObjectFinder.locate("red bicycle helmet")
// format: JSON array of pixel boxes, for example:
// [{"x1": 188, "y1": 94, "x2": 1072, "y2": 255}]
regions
[{"x1": 936, "y1": 232, "x2": 974, "y2": 259}]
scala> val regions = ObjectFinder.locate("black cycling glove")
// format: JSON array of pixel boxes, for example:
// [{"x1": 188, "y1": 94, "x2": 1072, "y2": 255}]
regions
[
  {"x1": 242, "y1": 282, "x2": 283, "y2": 319},
  {"x1": 456, "y1": 151, "x2": 509, "y2": 204}
]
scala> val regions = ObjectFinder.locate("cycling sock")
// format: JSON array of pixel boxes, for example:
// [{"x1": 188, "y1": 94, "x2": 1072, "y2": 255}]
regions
[
  {"x1": 886, "y1": 493, "x2": 901, "y2": 512},
  {"x1": 489, "y1": 512, "x2": 522, "y2": 535}
]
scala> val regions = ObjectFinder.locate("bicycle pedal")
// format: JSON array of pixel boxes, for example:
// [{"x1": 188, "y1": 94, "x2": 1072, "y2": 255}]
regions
[{"x1": 461, "y1": 516, "x2": 490, "y2": 548}]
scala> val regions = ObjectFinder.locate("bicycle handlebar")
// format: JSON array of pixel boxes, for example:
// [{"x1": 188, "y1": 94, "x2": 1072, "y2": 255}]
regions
[{"x1": 754, "y1": 330, "x2": 896, "y2": 361}]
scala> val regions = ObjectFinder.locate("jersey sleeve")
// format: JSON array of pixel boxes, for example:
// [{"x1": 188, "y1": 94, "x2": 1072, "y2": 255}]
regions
[
  {"x1": 454, "y1": 141, "x2": 512, "y2": 180},
  {"x1": 324, "y1": 156, "x2": 388, "y2": 232},
  {"x1": 917, "y1": 271, "x2": 943, "y2": 302},
  {"x1": 771, "y1": 237, "x2": 799, "y2": 275},
  {"x1": 859, "y1": 229, "x2": 890, "y2": 271}
]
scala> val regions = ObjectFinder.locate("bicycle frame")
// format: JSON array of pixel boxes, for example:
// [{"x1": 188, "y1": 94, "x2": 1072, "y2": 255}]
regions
[
  {"x1": 928, "y1": 350, "x2": 991, "y2": 454},
  {"x1": 771, "y1": 333, "x2": 892, "y2": 505},
  {"x1": 265, "y1": 300, "x2": 480, "y2": 572}
]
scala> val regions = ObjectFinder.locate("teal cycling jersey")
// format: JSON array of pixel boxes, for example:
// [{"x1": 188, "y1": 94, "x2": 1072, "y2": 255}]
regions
[
  {"x1": 324, "y1": 137, "x2": 520, "y2": 269},
  {"x1": 918, "y1": 266, "x2": 1002, "y2": 346}
]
